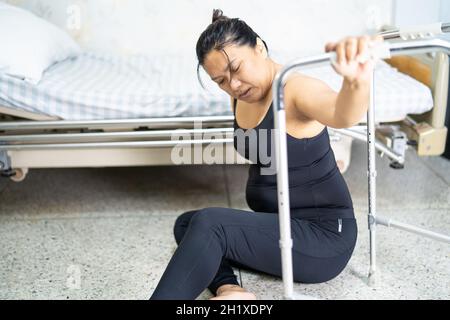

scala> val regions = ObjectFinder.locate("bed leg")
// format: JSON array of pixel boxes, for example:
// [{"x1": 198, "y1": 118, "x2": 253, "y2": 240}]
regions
[
  {"x1": 375, "y1": 125, "x2": 408, "y2": 169},
  {"x1": 0, "y1": 150, "x2": 13, "y2": 176},
  {"x1": 0, "y1": 150, "x2": 25, "y2": 180},
  {"x1": 1, "y1": 169, "x2": 15, "y2": 178},
  {"x1": 389, "y1": 161, "x2": 405, "y2": 169}
]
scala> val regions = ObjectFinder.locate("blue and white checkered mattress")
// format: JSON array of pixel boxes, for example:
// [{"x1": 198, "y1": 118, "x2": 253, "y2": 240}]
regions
[{"x1": 0, "y1": 51, "x2": 433, "y2": 122}]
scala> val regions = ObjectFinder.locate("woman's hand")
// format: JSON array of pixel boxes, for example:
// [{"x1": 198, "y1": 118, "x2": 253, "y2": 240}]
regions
[{"x1": 325, "y1": 35, "x2": 384, "y2": 84}]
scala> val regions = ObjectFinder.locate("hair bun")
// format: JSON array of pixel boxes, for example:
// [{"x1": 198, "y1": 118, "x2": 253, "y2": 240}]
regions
[{"x1": 212, "y1": 9, "x2": 229, "y2": 23}]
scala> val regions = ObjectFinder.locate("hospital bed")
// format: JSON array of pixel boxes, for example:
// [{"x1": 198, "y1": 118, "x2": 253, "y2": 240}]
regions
[{"x1": 0, "y1": 27, "x2": 448, "y2": 182}]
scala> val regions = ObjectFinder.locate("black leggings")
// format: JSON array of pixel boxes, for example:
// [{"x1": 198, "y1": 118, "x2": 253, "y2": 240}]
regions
[{"x1": 150, "y1": 207, "x2": 357, "y2": 300}]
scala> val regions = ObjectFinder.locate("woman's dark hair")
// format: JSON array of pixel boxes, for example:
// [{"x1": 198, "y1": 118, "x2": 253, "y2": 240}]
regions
[{"x1": 195, "y1": 9, "x2": 269, "y2": 88}]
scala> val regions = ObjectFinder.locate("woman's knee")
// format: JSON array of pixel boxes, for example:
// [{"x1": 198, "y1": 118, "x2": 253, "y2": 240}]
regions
[
  {"x1": 173, "y1": 207, "x2": 228, "y2": 245},
  {"x1": 173, "y1": 210, "x2": 200, "y2": 244},
  {"x1": 188, "y1": 207, "x2": 224, "y2": 231}
]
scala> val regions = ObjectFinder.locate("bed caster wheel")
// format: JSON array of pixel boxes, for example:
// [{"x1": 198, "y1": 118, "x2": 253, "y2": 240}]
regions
[
  {"x1": 389, "y1": 161, "x2": 404, "y2": 169},
  {"x1": 10, "y1": 168, "x2": 28, "y2": 182}
]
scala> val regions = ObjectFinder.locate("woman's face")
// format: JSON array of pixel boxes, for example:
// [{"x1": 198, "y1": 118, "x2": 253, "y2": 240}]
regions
[{"x1": 202, "y1": 41, "x2": 272, "y2": 103}]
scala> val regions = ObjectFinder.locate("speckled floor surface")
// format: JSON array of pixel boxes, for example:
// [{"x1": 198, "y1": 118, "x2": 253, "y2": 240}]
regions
[{"x1": 0, "y1": 140, "x2": 449, "y2": 300}]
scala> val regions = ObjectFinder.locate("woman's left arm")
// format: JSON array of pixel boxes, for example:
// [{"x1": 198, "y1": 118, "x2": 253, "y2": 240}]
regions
[
  {"x1": 325, "y1": 35, "x2": 384, "y2": 127},
  {"x1": 287, "y1": 35, "x2": 384, "y2": 129}
]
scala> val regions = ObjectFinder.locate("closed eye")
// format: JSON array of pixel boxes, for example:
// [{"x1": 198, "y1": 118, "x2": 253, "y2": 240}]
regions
[{"x1": 216, "y1": 63, "x2": 241, "y2": 85}]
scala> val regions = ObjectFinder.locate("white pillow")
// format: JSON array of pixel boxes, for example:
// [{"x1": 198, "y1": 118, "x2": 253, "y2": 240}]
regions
[{"x1": 0, "y1": 3, "x2": 81, "y2": 84}]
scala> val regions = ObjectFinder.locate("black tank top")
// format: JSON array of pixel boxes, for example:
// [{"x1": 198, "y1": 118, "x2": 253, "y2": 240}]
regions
[{"x1": 233, "y1": 98, "x2": 354, "y2": 220}]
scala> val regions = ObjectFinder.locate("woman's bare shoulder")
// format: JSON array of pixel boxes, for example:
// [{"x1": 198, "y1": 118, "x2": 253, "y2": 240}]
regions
[
  {"x1": 284, "y1": 72, "x2": 328, "y2": 90},
  {"x1": 284, "y1": 71, "x2": 336, "y2": 104}
]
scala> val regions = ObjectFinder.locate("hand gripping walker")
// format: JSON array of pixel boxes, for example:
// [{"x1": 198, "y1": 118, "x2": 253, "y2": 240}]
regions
[{"x1": 272, "y1": 24, "x2": 450, "y2": 300}]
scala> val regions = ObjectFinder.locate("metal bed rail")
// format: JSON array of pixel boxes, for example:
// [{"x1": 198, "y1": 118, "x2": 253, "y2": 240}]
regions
[
  {"x1": 0, "y1": 116, "x2": 236, "y2": 178},
  {"x1": 0, "y1": 116, "x2": 235, "y2": 149},
  {"x1": 0, "y1": 117, "x2": 405, "y2": 166},
  {"x1": 0, "y1": 115, "x2": 235, "y2": 130}
]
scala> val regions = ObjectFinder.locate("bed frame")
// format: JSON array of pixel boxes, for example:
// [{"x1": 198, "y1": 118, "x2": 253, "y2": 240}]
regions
[{"x1": 0, "y1": 29, "x2": 448, "y2": 182}]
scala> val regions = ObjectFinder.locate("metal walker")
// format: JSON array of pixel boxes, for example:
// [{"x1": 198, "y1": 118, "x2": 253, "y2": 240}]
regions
[{"x1": 272, "y1": 24, "x2": 450, "y2": 299}]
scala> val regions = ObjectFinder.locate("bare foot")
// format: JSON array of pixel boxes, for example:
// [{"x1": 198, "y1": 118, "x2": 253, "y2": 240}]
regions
[
  {"x1": 336, "y1": 160, "x2": 345, "y2": 172},
  {"x1": 209, "y1": 284, "x2": 257, "y2": 300}
]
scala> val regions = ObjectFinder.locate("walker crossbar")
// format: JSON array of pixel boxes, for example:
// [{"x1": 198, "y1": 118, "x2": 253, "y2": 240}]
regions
[{"x1": 273, "y1": 37, "x2": 450, "y2": 300}]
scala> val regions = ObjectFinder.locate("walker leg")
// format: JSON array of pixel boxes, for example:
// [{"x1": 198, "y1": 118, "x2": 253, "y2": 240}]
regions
[
  {"x1": 367, "y1": 70, "x2": 378, "y2": 286},
  {"x1": 368, "y1": 215, "x2": 377, "y2": 286}
]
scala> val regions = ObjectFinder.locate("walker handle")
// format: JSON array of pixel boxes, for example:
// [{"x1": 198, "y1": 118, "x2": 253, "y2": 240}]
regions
[{"x1": 329, "y1": 42, "x2": 392, "y2": 64}]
